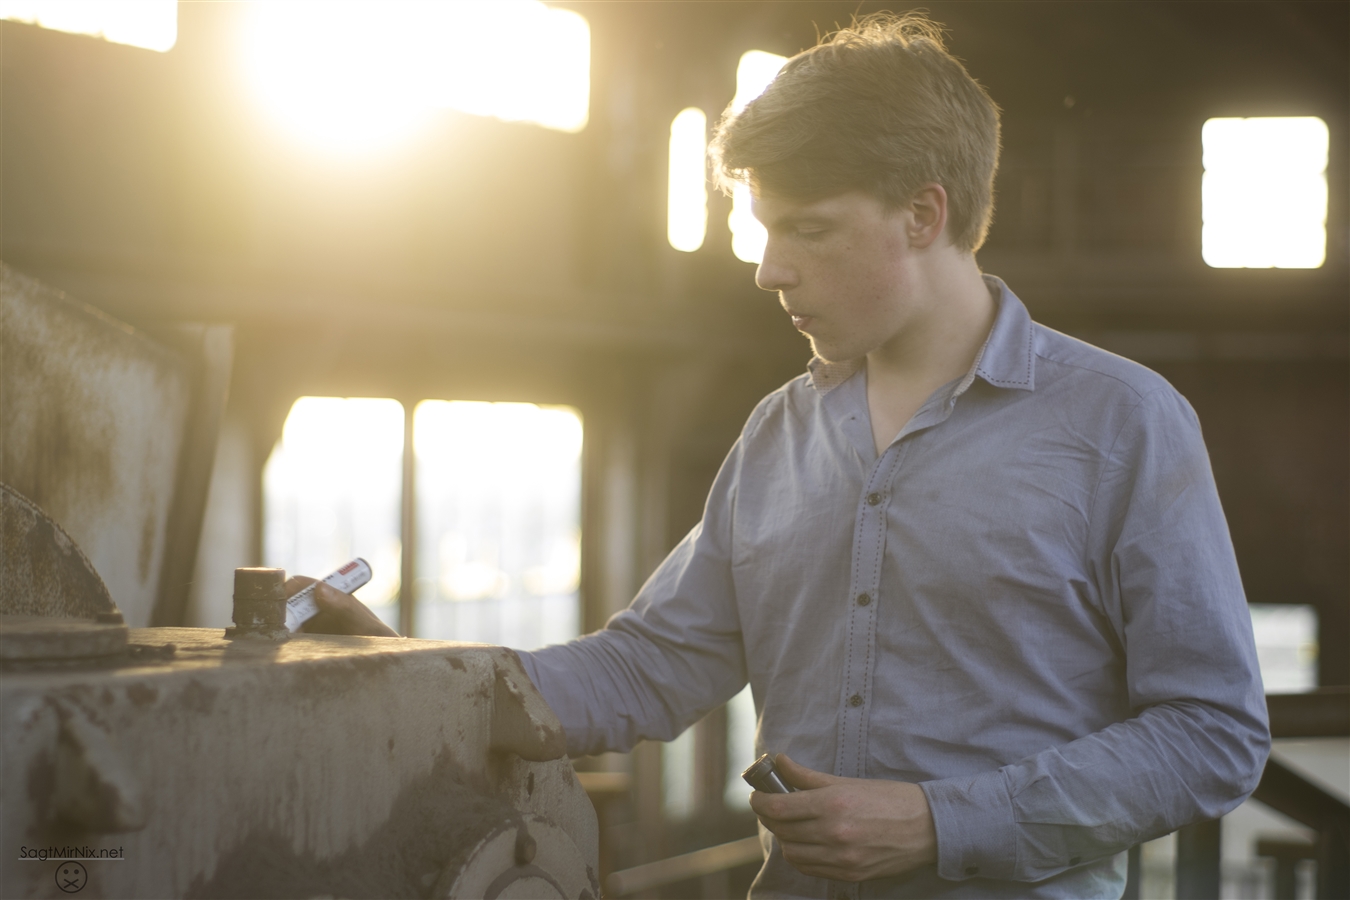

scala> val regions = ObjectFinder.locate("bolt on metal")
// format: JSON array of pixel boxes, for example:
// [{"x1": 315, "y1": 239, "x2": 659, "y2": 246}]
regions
[{"x1": 225, "y1": 568, "x2": 289, "y2": 641}]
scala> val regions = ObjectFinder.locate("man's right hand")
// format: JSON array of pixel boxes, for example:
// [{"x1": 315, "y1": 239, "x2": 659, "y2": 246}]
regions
[
  {"x1": 750, "y1": 754, "x2": 937, "y2": 883},
  {"x1": 284, "y1": 576, "x2": 400, "y2": 637}
]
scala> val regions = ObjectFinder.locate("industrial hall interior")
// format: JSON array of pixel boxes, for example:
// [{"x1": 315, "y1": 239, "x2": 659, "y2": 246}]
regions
[{"x1": 0, "y1": 2, "x2": 1345, "y2": 899}]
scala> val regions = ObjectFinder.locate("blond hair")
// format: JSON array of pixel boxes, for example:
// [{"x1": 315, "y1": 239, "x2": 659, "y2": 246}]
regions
[{"x1": 710, "y1": 12, "x2": 1001, "y2": 253}]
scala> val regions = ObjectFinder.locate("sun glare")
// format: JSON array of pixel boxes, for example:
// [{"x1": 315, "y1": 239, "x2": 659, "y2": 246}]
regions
[
  {"x1": 241, "y1": 1, "x2": 589, "y2": 153},
  {"x1": 413, "y1": 401, "x2": 582, "y2": 649},
  {"x1": 264, "y1": 397, "x2": 406, "y2": 631},
  {"x1": 1201, "y1": 117, "x2": 1328, "y2": 269},
  {"x1": 732, "y1": 50, "x2": 790, "y2": 114},
  {"x1": 729, "y1": 50, "x2": 787, "y2": 264},
  {"x1": 0, "y1": 0, "x2": 177, "y2": 52},
  {"x1": 668, "y1": 107, "x2": 708, "y2": 253}
]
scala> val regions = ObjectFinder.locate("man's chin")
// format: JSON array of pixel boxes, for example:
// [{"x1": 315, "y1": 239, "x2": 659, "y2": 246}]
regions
[{"x1": 808, "y1": 338, "x2": 853, "y2": 366}]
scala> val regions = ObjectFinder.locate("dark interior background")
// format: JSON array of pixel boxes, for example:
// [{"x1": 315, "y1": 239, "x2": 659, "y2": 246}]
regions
[{"x1": 2, "y1": 2, "x2": 1345, "y2": 888}]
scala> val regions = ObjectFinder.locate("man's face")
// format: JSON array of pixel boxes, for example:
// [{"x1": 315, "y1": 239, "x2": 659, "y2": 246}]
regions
[{"x1": 753, "y1": 190, "x2": 924, "y2": 363}]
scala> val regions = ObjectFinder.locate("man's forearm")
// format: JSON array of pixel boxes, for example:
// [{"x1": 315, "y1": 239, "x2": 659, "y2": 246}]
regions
[
  {"x1": 920, "y1": 697, "x2": 1270, "y2": 883},
  {"x1": 519, "y1": 613, "x2": 746, "y2": 757}
]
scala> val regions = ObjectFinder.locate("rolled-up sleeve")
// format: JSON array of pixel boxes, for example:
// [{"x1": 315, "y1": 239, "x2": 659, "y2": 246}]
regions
[{"x1": 922, "y1": 386, "x2": 1271, "y2": 883}]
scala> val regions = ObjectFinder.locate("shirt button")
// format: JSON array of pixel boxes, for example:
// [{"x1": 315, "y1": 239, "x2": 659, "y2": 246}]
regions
[
  {"x1": 848, "y1": 693, "x2": 863, "y2": 707},
  {"x1": 865, "y1": 492, "x2": 883, "y2": 506},
  {"x1": 856, "y1": 593, "x2": 871, "y2": 607}
]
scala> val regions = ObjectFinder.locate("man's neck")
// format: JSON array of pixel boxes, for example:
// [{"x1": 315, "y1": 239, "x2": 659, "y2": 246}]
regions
[{"x1": 863, "y1": 255, "x2": 996, "y2": 455}]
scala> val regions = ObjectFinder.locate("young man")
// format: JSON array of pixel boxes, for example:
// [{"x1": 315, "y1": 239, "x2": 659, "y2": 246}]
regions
[{"x1": 308, "y1": 13, "x2": 1269, "y2": 898}]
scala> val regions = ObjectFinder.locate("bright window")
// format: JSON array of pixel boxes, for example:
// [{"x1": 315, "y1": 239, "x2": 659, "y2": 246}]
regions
[
  {"x1": 263, "y1": 397, "x2": 405, "y2": 632},
  {"x1": 664, "y1": 684, "x2": 758, "y2": 817},
  {"x1": 668, "y1": 107, "x2": 708, "y2": 252},
  {"x1": 728, "y1": 50, "x2": 788, "y2": 264},
  {"x1": 1249, "y1": 604, "x2": 1318, "y2": 693},
  {"x1": 1201, "y1": 117, "x2": 1328, "y2": 268},
  {"x1": 241, "y1": 1, "x2": 589, "y2": 153},
  {"x1": 413, "y1": 401, "x2": 582, "y2": 649},
  {"x1": 724, "y1": 684, "x2": 757, "y2": 809},
  {"x1": 662, "y1": 727, "x2": 696, "y2": 821},
  {"x1": 0, "y1": 0, "x2": 177, "y2": 52},
  {"x1": 732, "y1": 50, "x2": 791, "y2": 115}
]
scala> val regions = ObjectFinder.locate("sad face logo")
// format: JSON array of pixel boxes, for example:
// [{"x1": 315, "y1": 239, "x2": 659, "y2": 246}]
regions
[{"x1": 56, "y1": 861, "x2": 88, "y2": 893}]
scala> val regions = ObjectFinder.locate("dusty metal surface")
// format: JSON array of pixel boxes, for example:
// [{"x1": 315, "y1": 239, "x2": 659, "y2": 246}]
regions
[
  {"x1": 0, "y1": 484, "x2": 119, "y2": 620},
  {"x1": 0, "y1": 615, "x2": 128, "y2": 662},
  {"x1": 0, "y1": 626, "x2": 597, "y2": 899},
  {"x1": 1, "y1": 265, "x2": 192, "y2": 626}
]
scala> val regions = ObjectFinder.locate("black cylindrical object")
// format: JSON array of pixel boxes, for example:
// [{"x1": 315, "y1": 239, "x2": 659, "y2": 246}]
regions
[{"x1": 742, "y1": 754, "x2": 796, "y2": 794}]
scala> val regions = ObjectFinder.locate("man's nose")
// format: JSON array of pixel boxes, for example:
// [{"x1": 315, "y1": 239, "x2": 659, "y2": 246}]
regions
[{"x1": 755, "y1": 241, "x2": 797, "y2": 292}]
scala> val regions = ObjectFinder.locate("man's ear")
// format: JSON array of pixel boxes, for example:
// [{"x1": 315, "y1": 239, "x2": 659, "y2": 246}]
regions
[{"x1": 906, "y1": 184, "x2": 948, "y2": 250}]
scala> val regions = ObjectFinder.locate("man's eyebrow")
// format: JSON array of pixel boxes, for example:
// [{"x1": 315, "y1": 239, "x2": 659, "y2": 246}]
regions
[{"x1": 767, "y1": 210, "x2": 833, "y2": 230}]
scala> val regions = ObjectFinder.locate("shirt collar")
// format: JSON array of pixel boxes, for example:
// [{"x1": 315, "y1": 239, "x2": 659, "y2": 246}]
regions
[
  {"x1": 806, "y1": 356, "x2": 863, "y2": 394},
  {"x1": 971, "y1": 275, "x2": 1036, "y2": 392},
  {"x1": 806, "y1": 274, "x2": 1036, "y2": 395}
]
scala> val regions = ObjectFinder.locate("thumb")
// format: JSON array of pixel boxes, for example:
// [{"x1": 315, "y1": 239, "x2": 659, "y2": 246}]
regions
[
  {"x1": 775, "y1": 754, "x2": 839, "y2": 791},
  {"x1": 283, "y1": 575, "x2": 317, "y2": 598},
  {"x1": 313, "y1": 582, "x2": 348, "y2": 610}
]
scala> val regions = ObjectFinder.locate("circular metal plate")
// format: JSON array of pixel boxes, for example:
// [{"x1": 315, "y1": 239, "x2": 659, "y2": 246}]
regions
[
  {"x1": 0, "y1": 614, "x2": 129, "y2": 661},
  {"x1": 442, "y1": 814, "x2": 593, "y2": 900}
]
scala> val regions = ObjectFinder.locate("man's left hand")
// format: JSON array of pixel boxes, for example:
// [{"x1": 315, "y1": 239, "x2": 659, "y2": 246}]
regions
[
  {"x1": 749, "y1": 754, "x2": 937, "y2": 883},
  {"x1": 285, "y1": 576, "x2": 400, "y2": 638}
]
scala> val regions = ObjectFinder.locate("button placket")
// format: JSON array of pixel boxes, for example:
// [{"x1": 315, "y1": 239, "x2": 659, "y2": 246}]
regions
[
  {"x1": 829, "y1": 883, "x2": 859, "y2": 900},
  {"x1": 835, "y1": 443, "x2": 906, "y2": 781}
]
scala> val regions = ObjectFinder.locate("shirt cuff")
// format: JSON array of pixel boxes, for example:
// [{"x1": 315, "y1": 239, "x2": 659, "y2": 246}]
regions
[
  {"x1": 515, "y1": 649, "x2": 541, "y2": 691},
  {"x1": 920, "y1": 769, "x2": 1018, "y2": 881}
]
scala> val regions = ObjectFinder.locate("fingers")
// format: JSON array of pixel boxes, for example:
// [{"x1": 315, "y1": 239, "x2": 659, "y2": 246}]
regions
[
  {"x1": 775, "y1": 754, "x2": 839, "y2": 790},
  {"x1": 759, "y1": 816, "x2": 833, "y2": 844},
  {"x1": 779, "y1": 839, "x2": 862, "y2": 874},
  {"x1": 283, "y1": 575, "x2": 317, "y2": 598},
  {"x1": 759, "y1": 778, "x2": 938, "y2": 882},
  {"x1": 311, "y1": 583, "x2": 399, "y2": 638},
  {"x1": 285, "y1": 576, "x2": 398, "y2": 638},
  {"x1": 312, "y1": 582, "x2": 350, "y2": 612},
  {"x1": 748, "y1": 755, "x2": 841, "y2": 822},
  {"x1": 777, "y1": 844, "x2": 865, "y2": 883},
  {"x1": 750, "y1": 782, "x2": 834, "y2": 823},
  {"x1": 749, "y1": 790, "x2": 805, "y2": 822},
  {"x1": 753, "y1": 787, "x2": 856, "y2": 843},
  {"x1": 300, "y1": 608, "x2": 346, "y2": 635}
]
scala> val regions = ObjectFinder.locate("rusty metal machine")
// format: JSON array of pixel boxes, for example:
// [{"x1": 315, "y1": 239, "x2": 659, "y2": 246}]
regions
[
  {"x1": 1, "y1": 268, "x2": 598, "y2": 898},
  {"x1": 0, "y1": 487, "x2": 599, "y2": 899}
]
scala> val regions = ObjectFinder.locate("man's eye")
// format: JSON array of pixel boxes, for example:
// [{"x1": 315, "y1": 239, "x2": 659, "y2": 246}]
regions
[{"x1": 796, "y1": 228, "x2": 826, "y2": 239}]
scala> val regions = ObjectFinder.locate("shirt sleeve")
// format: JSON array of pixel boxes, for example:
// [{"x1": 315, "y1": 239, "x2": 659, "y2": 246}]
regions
[
  {"x1": 921, "y1": 385, "x2": 1271, "y2": 883},
  {"x1": 516, "y1": 421, "x2": 754, "y2": 758}
]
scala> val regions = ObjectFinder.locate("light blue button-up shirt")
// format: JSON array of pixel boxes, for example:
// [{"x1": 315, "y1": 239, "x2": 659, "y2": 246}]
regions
[{"x1": 520, "y1": 277, "x2": 1270, "y2": 899}]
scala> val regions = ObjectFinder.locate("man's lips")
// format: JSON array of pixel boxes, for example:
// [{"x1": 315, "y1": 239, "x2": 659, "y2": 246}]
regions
[{"x1": 788, "y1": 313, "x2": 814, "y2": 331}]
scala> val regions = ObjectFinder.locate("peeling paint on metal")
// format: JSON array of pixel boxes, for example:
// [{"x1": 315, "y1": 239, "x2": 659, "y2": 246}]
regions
[{"x1": 1, "y1": 264, "x2": 191, "y2": 625}]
